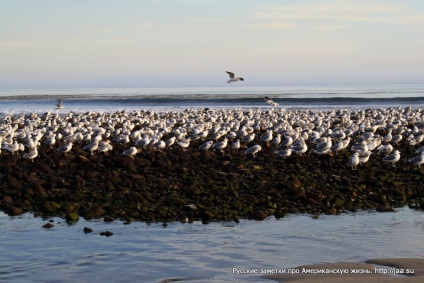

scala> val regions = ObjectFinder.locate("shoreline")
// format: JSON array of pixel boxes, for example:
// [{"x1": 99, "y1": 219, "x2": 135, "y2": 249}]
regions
[
  {"x1": 0, "y1": 107, "x2": 423, "y2": 223},
  {"x1": 262, "y1": 258, "x2": 424, "y2": 283}
]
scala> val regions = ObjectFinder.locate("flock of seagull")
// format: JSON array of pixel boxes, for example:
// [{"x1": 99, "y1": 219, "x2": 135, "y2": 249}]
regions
[{"x1": 1, "y1": 104, "x2": 424, "y2": 171}]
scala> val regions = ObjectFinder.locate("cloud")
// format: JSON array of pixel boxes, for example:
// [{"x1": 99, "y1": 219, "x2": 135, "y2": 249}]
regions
[{"x1": 252, "y1": 0, "x2": 424, "y2": 30}]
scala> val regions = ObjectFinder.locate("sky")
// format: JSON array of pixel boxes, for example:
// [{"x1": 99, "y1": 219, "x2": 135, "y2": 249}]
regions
[{"x1": 1, "y1": 0, "x2": 424, "y2": 88}]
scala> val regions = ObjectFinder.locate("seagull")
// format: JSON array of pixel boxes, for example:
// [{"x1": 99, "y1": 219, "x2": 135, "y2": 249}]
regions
[
  {"x1": 377, "y1": 143, "x2": 393, "y2": 155},
  {"x1": 358, "y1": 151, "x2": 372, "y2": 165},
  {"x1": 264, "y1": 96, "x2": 279, "y2": 107},
  {"x1": 348, "y1": 152, "x2": 360, "y2": 170},
  {"x1": 57, "y1": 142, "x2": 73, "y2": 155},
  {"x1": 280, "y1": 136, "x2": 293, "y2": 148},
  {"x1": 316, "y1": 137, "x2": 332, "y2": 151},
  {"x1": 275, "y1": 148, "x2": 291, "y2": 158},
  {"x1": 177, "y1": 138, "x2": 190, "y2": 150},
  {"x1": 245, "y1": 144, "x2": 261, "y2": 157},
  {"x1": 165, "y1": 136, "x2": 176, "y2": 148},
  {"x1": 83, "y1": 140, "x2": 99, "y2": 155},
  {"x1": 330, "y1": 140, "x2": 343, "y2": 155},
  {"x1": 382, "y1": 150, "x2": 401, "y2": 167},
  {"x1": 98, "y1": 140, "x2": 113, "y2": 154},
  {"x1": 231, "y1": 139, "x2": 240, "y2": 153},
  {"x1": 212, "y1": 138, "x2": 228, "y2": 150},
  {"x1": 152, "y1": 140, "x2": 166, "y2": 151},
  {"x1": 408, "y1": 152, "x2": 424, "y2": 168},
  {"x1": 291, "y1": 138, "x2": 308, "y2": 155},
  {"x1": 121, "y1": 146, "x2": 137, "y2": 159},
  {"x1": 56, "y1": 99, "x2": 64, "y2": 109},
  {"x1": 23, "y1": 148, "x2": 38, "y2": 162},
  {"x1": 314, "y1": 147, "x2": 332, "y2": 155},
  {"x1": 199, "y1": 140, "x2": 213, "y2": 151},
  {"x1": 415, "y1": 145, "x2": 424, "y2": 154},
  {"x1": 3, "y1": 141, "x2": 20, "y2": 155},
  {"x1": 260, "y1": 129, "x2": 273, "y2": 146},
  {"x1": 226, "y1": 71, "x2": 244, "y2": 83}
]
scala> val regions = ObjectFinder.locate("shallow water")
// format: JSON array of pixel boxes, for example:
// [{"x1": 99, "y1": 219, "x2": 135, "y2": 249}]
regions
[{"x1": 0, "y1": 207, "x2": 423, "y2": 283}]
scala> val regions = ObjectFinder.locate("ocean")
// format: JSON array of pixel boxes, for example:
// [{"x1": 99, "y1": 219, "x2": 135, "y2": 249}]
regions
[
  {"x1": 0, "y1": 85, "x2": 423, "y2": 282},
  {"x1": 0, "y1": 85, "x2": 424, "y2": 114}
]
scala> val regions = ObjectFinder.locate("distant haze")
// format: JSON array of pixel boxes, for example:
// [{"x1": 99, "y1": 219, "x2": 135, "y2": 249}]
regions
[{"x1": 1, "y1": 0, "x2": 424, "y2": 88}]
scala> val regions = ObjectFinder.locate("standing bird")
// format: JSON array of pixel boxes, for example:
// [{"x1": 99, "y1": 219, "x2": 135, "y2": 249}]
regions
[
  {"x1": 98, "y1": 140, "x2": 113, "y2": 155},
  {"x1": 165, "y1": 136, "x2": 176, "y2": 148},
  {"x1": 57, "y1": 142, "x2": 73, "y2": 156},
  {"x1": 275, "y1": 148, "x2": 291, "y2": 158},
  {"x1": 382, "y1": 150, "x2": 401, "y2": 167},
  {"x1": 226, "y1": 71, "x2": 244, "y2": 83},
  {"x1": 330, "y1": 140, "x2": 343, "y2": 155},
  {"x1": 245, "y1": 144, "x2": 261, "y2": 157},
  {"x1": 23, "y1": 148, "x2": 38, "y2": 162},
  {"x1": 377, "y1": 143, "x2": 393, "y2": 155},
  {"x1": 83, "y1": 140, "x2": 99, "y2": 155},
  {"x1": 348, "y1": 152, "x2": 360, "y2": 170},
  {"x1": 231, "y1": 139, "x2": 241, "y2": 153},
  {"x1": 121, "y1": 147, "x2": 138, "y2": 159},
  {"x1": 272, "y1": 134, "x2": 281, "y2": 149},
  {"x1": 212, "y1": 138, "x2": 228, "y2": 151},
  {"x1": 199, "y1": 140, "x2": 213, "y2": 151},
  {"x1": 358, "y1": 151, "x2": 372, "y2": 165},
  {"x1": 408, "y1": 152, "x2": 424, "y2": 168},
  {"x1": 260, "y1": 129, "x2": 273, "y2": 147}
]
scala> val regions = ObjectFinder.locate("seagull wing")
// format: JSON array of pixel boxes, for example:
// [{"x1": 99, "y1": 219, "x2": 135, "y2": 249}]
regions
[{"x1": 226, "y1": 71, "x2": 235, "y2": 79}]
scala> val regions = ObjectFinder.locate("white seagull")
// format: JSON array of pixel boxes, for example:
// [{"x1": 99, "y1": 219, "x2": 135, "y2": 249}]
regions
[
  {"x1": 23, "y1": 148, "x2": 38, "y2": 162},
  {"x1": 382, "y1": 150, "x2": 401, "y2": 167},
  {"x1": 264, "y1": 96, "x2": 279, "y2": 107},
  {"x1": 348, "y1": 152, "x2": 360, "y2": 170},
  {"x1": 275, "y1": 148, "x2": 292, "y2": 158},
  {"x1": 245, "y1": 144, "x2": 261, "y2": 157},
  {"x1": 199, "y1": 140, "x2": 213, "y2": 151},
  {"x1": 408, "y1": 152, "x2": 424, "y2": 168},
  {"x1": 121, "y1": 147, "x2": 138, "y2": 159},
  {"x1": 57, "y1": 142, "x2": 73, "y2": 155},
  {"x1": 226, "y1": 71, "x2": 244, "y2": 83}
]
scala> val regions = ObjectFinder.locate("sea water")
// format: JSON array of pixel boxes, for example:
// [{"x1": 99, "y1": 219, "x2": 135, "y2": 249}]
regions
[
  {"x1": 0, "y1": 208, "x2": 423, "y2": 282},
  {"x1": 0, "y1": 85, "x2": 424, "y2": 114}
]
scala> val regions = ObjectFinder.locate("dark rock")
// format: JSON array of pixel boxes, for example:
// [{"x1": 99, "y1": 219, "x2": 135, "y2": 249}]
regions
[
  {"x1": 65, "y1": 212, "x2": 80, "y2": 222},
  {"x1": 201, "y1": 210, "x2": 215, "y2": 224},
  {"x1": 252, "y1": 210, "x2": 267, "y2": 221},
  {"x1": 376, "y1": 206, "x2": 395, "y2": 212},
  {"x1": 103, "y1": 216, "x2": 116, "y2": 222},
  {"x1": 43, "y1": 223, "x2": 54, "y2": 229},
  {"x1": 84, "y1": 227, "x2": 93, "y2": 233},
  {"x1": 100, "y1": 231, "x2": 113, "y2": 237},
  {"x1": 10, "y1": 206, "x2": 23, "y2": 215}
]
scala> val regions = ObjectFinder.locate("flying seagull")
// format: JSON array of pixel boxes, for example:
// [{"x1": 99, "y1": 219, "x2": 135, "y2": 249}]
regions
[
  {"x1": 226, "y1": 71, "x2": 244, "y2": 83},
  {"x1": 264, "y1": 96, "x2": 279, "y2": 107}
]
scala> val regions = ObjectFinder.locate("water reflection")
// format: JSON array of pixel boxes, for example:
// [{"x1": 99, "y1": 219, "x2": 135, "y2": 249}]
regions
[{"x1": 0, "y1": 207, "x2": 423, "y2": 282}]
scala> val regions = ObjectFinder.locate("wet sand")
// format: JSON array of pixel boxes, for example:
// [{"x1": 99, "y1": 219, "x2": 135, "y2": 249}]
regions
[{"x1": 263, "y1": 258, "x2": 424, "y2": 283}]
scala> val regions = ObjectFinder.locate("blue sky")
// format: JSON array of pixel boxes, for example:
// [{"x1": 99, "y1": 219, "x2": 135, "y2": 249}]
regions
[{"x1": 1, "y1": 0, "x2": 424, "y2": 88}]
